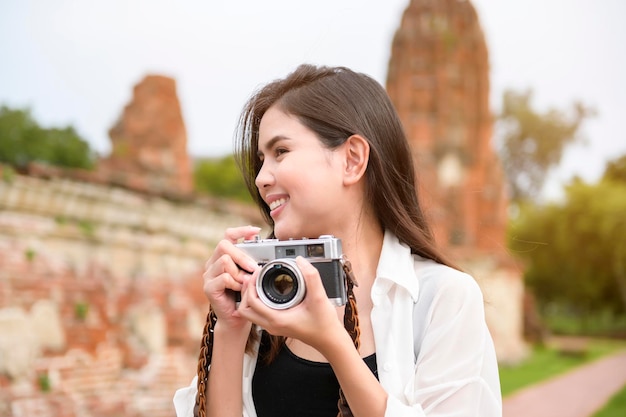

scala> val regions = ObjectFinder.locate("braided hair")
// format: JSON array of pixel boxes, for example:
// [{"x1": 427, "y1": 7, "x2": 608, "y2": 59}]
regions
[{"x1": 194, "y1": 260, "x2": 360, "y2": 417}]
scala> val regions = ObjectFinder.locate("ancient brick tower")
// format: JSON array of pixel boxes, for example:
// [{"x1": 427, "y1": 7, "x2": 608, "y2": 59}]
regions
[
  {"x1": 104, "y1": 75, "x2": 193, "y2": 195},
  {"x1": 387, "y1": 0, "x2": 527, "y2": 362},
  {"x1": 386, "y1": 0, "x2": 508, "y2": 260}
]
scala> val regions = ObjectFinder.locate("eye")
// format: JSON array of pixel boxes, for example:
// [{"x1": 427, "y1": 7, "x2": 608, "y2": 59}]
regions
[{"x1": 275, "y1": 147, "x2": 288, "y2": 158}]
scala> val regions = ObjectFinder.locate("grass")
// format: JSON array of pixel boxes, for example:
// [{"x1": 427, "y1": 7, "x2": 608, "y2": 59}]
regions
[
  {"x1": 593, "y1": 383, "x2": 626, "y2": 417},
  {"x1": 499, "y1": 338, "x2": 626, "y2": 397},
  {"x1": 545, "y1": 310, "x2": 626, "y2": 338}
]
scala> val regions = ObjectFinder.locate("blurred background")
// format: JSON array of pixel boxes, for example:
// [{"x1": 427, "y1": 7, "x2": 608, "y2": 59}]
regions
[{"x1": 1, "y1": 0, "x2": 625, "y2": 416}]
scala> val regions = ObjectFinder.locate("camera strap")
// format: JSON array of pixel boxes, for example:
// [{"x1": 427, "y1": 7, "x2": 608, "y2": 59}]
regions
[
  {"x1": 337, "y1": 257, "x2": 360, "y2": 417},
  {"x1": 193, "y1": 258, "x2": 361, "y2": 417}
]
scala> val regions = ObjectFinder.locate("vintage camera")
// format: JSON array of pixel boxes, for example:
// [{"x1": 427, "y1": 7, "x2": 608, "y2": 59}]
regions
[{"x1": 235, "y1": 235, "x2": 348, "y2": 309}]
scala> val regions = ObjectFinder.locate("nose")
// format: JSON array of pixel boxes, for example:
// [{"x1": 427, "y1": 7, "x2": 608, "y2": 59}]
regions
[{"x1": 254, "y1": 160, "x2": 274, "y2": 191}]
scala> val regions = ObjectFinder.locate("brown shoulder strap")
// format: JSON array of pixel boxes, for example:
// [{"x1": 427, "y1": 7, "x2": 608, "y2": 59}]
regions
[{"x1": 337, "y1": 258, "x2": 360, "y2": 417}]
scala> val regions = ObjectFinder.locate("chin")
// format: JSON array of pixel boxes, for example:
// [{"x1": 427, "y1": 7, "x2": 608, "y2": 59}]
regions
[
  {"x1": 272, "y1": 225, "x2": 291, "y2": 241},
  {"x1": 273, "y1": 224, "x2": 316, "y2": 241},
  {"x1": 274, "y1": 230, "x2": 301, "y2": 241}
]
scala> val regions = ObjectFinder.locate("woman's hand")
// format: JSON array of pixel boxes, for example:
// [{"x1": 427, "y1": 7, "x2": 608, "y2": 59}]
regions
[
  {"x1": 202, "y1": 225, "x2": 261, "y2": 331},
  {"x1": 237, "y1": 256, "x2": 346, "y2": 351}
]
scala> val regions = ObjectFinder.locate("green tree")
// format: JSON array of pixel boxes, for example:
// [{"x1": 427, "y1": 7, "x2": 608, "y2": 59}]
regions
[
  {"x1": 495, "y1": 90, "x2": 594, "y2": 204},
  {"x1": 193, "y1": 155, "x2": 252, "y2": 203},
  {"x1": 509, "y1": 157, "x2": 626, "y2": 316},
  {"x1": 0, "y1": 105, "x2": 95, "y2": 169},
  {"x1": 603, "y1": 154, "x2": 626, "y2": 183}
]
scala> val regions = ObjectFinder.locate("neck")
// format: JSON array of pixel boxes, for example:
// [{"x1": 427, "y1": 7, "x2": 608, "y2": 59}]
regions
[{"x1": 337, "y1": 212, "x2": 384, "y2": 289}]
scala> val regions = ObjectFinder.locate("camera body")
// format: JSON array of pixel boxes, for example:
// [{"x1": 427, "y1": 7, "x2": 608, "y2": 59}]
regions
[{"x1": 235, "y1": 235, "x2": 347, "y2": 309}]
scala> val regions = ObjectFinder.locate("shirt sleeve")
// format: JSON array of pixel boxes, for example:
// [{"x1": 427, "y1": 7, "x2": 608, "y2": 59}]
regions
[
  {"x1": 389, "y1": 272, "x2": 502, "y2": 416},
  {"x1": 172, "y1": 349, "x2": 259, "y2": 417},
  {"x1": 173, "y1": 375, "x2": 198, "y2": 417}
]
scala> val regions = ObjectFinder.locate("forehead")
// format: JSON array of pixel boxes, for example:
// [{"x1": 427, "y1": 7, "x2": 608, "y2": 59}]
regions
[
  {"x1": 259, "y1": 106, "x2": 299, "y2": 133},
  {"x1": 258, "y1": 107, "x2": 314, "y2": 147}
]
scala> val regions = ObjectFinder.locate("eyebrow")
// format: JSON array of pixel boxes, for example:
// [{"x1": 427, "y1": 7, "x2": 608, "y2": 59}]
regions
[{"x1": 257, "y1": 135, "x2": 290, "y2": 158}]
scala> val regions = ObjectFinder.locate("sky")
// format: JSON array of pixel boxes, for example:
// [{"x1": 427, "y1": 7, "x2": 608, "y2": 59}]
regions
[{"x1": 1, "y1": 0, "x2": 624, "y2": 200}]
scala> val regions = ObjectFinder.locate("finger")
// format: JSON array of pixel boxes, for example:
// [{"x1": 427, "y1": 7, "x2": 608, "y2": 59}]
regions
[
  {"x1": 203, "y1": 269, "x2": 244, "y2": 295},
  {"x1": 206, "y1": 262, "x2": 257, "y2": 296},
  {"x1": 238, "y1": 272, "x2": 273, "y2": 322},
  {"x1": 295, "y1": 257, "x2": 326, "y2": 299},
  {"x1": 206, "y1": 240, "x2": 259, "y2": 275},
  {"x1": 204, "y1": 239, "x2": 231, "y2": 269},
  {"x1": 241, "y1": 270, "x2": 262, "y2": 305},
  {"x1": 230, "y1": 249, "x2": 260, "y2": 275},
  {"x1": 204, "y1": 253, "x2": 238, "y2": 283},
  {"x1": 235, "y1": 274, "x2": 257, "y2": 318},
  {"x1": 224, "y1": 225, "x2": 262, "y2": 243}
]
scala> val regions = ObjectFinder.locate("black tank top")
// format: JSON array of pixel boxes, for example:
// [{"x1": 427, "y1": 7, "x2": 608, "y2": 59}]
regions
[{"x1": 252, "y1": 333, "x2": 378, "y2": 417}]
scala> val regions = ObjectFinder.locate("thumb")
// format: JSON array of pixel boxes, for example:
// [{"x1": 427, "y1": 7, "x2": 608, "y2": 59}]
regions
[{"x1": 295, "y1": 256, "x2": 326, "y2": 298}]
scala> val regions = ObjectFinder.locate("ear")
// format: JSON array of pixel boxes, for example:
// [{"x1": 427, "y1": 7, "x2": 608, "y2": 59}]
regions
[{"x1": 342, "y1": 134, "x2": 370, "y2": 186}]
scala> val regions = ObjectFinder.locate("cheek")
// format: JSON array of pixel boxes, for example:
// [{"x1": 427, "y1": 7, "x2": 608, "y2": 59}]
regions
[
  {"x1": 278, "y1": 153, "x2": 343, "y2": 198},
  {"x1": 300, "y1": 174, "x2": 343, "y2": 205}
]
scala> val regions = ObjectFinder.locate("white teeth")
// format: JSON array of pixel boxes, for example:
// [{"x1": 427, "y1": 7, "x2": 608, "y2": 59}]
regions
[{"x1": 269, "y1": 198, "x2": 287, "y2": 211}]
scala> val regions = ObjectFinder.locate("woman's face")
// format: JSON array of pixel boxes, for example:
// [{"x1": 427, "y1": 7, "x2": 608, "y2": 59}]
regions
[{"x1": 255, "y1": 106, "x2": 347, "y2": 240}]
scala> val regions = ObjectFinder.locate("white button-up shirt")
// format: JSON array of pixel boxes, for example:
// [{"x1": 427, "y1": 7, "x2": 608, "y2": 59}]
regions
[{"x1": 174, "y1": 231, "x2": 502, "y2": 417}]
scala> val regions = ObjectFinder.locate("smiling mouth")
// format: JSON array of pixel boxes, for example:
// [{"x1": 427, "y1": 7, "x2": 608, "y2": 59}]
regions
[{"x1": 269, "y1": 198, "x2": 288, "y2": 211}]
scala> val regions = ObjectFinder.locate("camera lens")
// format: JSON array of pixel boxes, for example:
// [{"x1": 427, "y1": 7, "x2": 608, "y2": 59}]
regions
[{"x1": 257, "y1": 259, "x2": 305, "y2": 309}]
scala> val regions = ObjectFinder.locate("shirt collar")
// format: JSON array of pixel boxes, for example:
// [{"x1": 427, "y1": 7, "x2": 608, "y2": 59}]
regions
[{"x1": 374, "y1": 230, "x2": 420, "y2": 302}]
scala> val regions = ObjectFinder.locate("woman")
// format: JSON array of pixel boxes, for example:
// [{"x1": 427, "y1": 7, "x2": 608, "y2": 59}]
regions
[{"x1": 174, "y1": 64, "x2": 502, "y2": 417}]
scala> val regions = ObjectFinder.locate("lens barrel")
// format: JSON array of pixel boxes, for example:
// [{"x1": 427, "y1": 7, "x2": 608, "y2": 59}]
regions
[{"x1": 257, "y1": 259, "x2": 306, "y2": 309}]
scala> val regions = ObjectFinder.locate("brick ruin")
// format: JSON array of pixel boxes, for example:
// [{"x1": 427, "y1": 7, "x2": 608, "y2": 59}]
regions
[
  {"x1": 0, "y1": 1, "x2": 526, "y2": 415},
  {"x1": 101, "y1": 75, "x2": 193, "y2": 198},
  {"x1": 0, "y1": 74, "x2": 262, "y2": 416},
  {"x1": 386, "y1": 0, "x2": 526, "y2": 360},
  {"x1": 388, "y1": 0, "x2": 506, "y2": 254},
  {"x1": 0, "y1": 169, "x2": 261, "y2": 417}
]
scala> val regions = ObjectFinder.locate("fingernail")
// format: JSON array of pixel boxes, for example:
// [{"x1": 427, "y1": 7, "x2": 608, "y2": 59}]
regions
[{"x1": 246, "y1": 261, "x2": 259, "y2": 272}]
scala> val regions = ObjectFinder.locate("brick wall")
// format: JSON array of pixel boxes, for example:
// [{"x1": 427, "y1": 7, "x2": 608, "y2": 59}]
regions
[{"x1": 0, "y1": 171, "x2": 260, "y2": 417}]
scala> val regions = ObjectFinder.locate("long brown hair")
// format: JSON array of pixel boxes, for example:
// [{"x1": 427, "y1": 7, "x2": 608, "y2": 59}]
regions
[
  {"x1": 236, "y1": 64, "x2": 451, "y2": 261},
  {"x1": 194, "y1": 64, "x2": 458, "y2": 417},
  {"x1": 234, "y1": 64, "x2": 454, "y2": 361}
]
